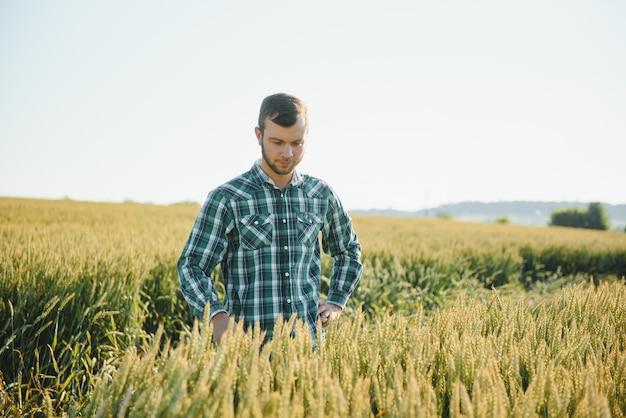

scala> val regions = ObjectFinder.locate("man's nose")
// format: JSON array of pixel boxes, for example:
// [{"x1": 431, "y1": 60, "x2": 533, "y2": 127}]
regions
[{"x1": 281, "y1": 145, "x2": 293, "y2": 157}]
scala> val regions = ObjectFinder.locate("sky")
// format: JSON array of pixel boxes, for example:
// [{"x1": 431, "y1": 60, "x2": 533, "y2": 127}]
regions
[{"x1": 1, "y1": 0, "x2": 625, "y2": 211}]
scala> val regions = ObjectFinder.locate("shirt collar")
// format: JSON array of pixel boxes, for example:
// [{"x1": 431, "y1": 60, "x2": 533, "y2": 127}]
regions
[{"x1": 251, "y1": 160, "x2": 303, "y2": 189}]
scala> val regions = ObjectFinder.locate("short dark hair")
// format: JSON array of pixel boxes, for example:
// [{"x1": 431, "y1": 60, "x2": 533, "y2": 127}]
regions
[{"x1": 258, "y1": 93, "x2": 309, "y2": 133}]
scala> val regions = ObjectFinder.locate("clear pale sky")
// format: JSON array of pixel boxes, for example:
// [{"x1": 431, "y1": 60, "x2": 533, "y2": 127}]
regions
[{"x1": 1, "y1": 0, "x2": 625, "y2": 211}]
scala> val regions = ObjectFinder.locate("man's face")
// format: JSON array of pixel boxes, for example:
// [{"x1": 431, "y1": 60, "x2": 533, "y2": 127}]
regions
[{"x1": 255, "y1": 116, "x2": 307, "y2": 179}]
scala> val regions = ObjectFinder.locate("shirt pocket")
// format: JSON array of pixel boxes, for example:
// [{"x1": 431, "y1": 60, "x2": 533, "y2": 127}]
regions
[
  {"x1": 239, "y1": 213, "x2": 274, "y2": 250},
  {"x1": 296, "y1": 212, "x2": 323, "y2": 247}
]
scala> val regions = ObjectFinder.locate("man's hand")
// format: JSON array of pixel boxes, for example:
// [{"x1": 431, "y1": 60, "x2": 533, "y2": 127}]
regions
[
  {"x1": 210, "y1": 312, "x2": 233, "y2": 345},
  {"x1": 318, "y1": 301, "x2": 342, "y2": 328}
]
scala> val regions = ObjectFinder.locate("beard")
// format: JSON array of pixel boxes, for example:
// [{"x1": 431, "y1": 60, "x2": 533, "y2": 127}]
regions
[{"x1": 261, "y1": 142, "x2": 298, "y2": 176}]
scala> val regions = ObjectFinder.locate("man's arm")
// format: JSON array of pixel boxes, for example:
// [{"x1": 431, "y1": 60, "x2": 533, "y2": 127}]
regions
[
  {"x1": 177, "y1": 191, "x2": 233, "y2": 321},
  {"x1": 321, "y1": 188, "x2": 363, "y2": 308}
]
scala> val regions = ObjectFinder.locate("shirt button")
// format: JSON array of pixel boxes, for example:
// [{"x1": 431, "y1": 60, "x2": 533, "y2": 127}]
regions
[
  {"x1": 285, "y1": 272, "x2": 290, "y2": 277},
  {"x1": 282, "y1": 219, "x2": 286, "y2": 223},
  {"x1": 286, "y1": 298, "x2": 291, "y2": 304},
  {"x1": 254, "y1": 221, "x2": 259, "y2": 225},
  {"x1": 284, "y1": 246, "x2": 288, "y2": 250}
]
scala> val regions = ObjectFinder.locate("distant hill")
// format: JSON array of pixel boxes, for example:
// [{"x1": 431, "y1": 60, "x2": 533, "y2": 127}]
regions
[{"x1": 351, "y1": 201, "x2": 626, "y2": 230}]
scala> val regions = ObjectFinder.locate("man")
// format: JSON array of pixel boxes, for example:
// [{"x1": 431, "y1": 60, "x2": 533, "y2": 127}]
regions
[{"x1": 178, "y1": 93, "x2": 362, "y2": 345}]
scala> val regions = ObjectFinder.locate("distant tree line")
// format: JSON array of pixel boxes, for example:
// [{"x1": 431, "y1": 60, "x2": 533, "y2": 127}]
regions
[{"x1": 549, "y1": 202, "x2": 609, "y2": 231}]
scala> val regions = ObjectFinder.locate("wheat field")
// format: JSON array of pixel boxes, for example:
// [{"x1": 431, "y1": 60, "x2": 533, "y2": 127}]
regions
[{"x1": 1, "y1": 197, "x2": 625, "y2": 417}]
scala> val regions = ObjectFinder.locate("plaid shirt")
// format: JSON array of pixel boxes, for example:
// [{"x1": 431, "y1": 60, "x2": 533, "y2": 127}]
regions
[{"x1": 178, "y1": 162, "x2": 362, "y2": 338}]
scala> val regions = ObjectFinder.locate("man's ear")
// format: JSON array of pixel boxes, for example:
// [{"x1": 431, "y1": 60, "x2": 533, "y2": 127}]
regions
[{"x1": 255, "y1": 127, "x2": 262, "y2": 145}]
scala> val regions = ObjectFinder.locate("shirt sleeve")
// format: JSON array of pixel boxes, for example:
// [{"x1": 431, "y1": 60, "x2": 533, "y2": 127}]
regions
[
  {"x1": 177, "y1": 190, "x2": 233, "y2": 320},
  {"x1": 321, "y1": 187, "x2": 363, "y2": 308}
]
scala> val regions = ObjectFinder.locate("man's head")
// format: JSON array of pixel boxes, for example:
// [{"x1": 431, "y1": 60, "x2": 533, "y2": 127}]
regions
[
  {"x1": 257, "y1": 93, "x2": 309, "y2": 135},
  {"x1": 255, "y1": 93, "x2": 309, "y2": 186}
]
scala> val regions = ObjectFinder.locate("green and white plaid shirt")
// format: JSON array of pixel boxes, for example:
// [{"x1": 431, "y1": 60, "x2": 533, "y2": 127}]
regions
[{"x1": 178, "y1": 162, "x2": 362, "y2": 339}]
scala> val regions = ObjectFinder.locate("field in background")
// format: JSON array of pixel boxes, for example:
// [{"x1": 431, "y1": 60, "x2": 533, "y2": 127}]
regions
[
  {"x1": 1, "y1": 197, "x2": 625, "y2": 416},
  {"x1": 353, "y1": 201, "x2": 626, "y2": 230}
]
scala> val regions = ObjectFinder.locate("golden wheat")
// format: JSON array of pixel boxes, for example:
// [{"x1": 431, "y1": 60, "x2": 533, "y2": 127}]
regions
[{"x1": 1, "y1": 197, "x2": 625, "y2": 416}]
